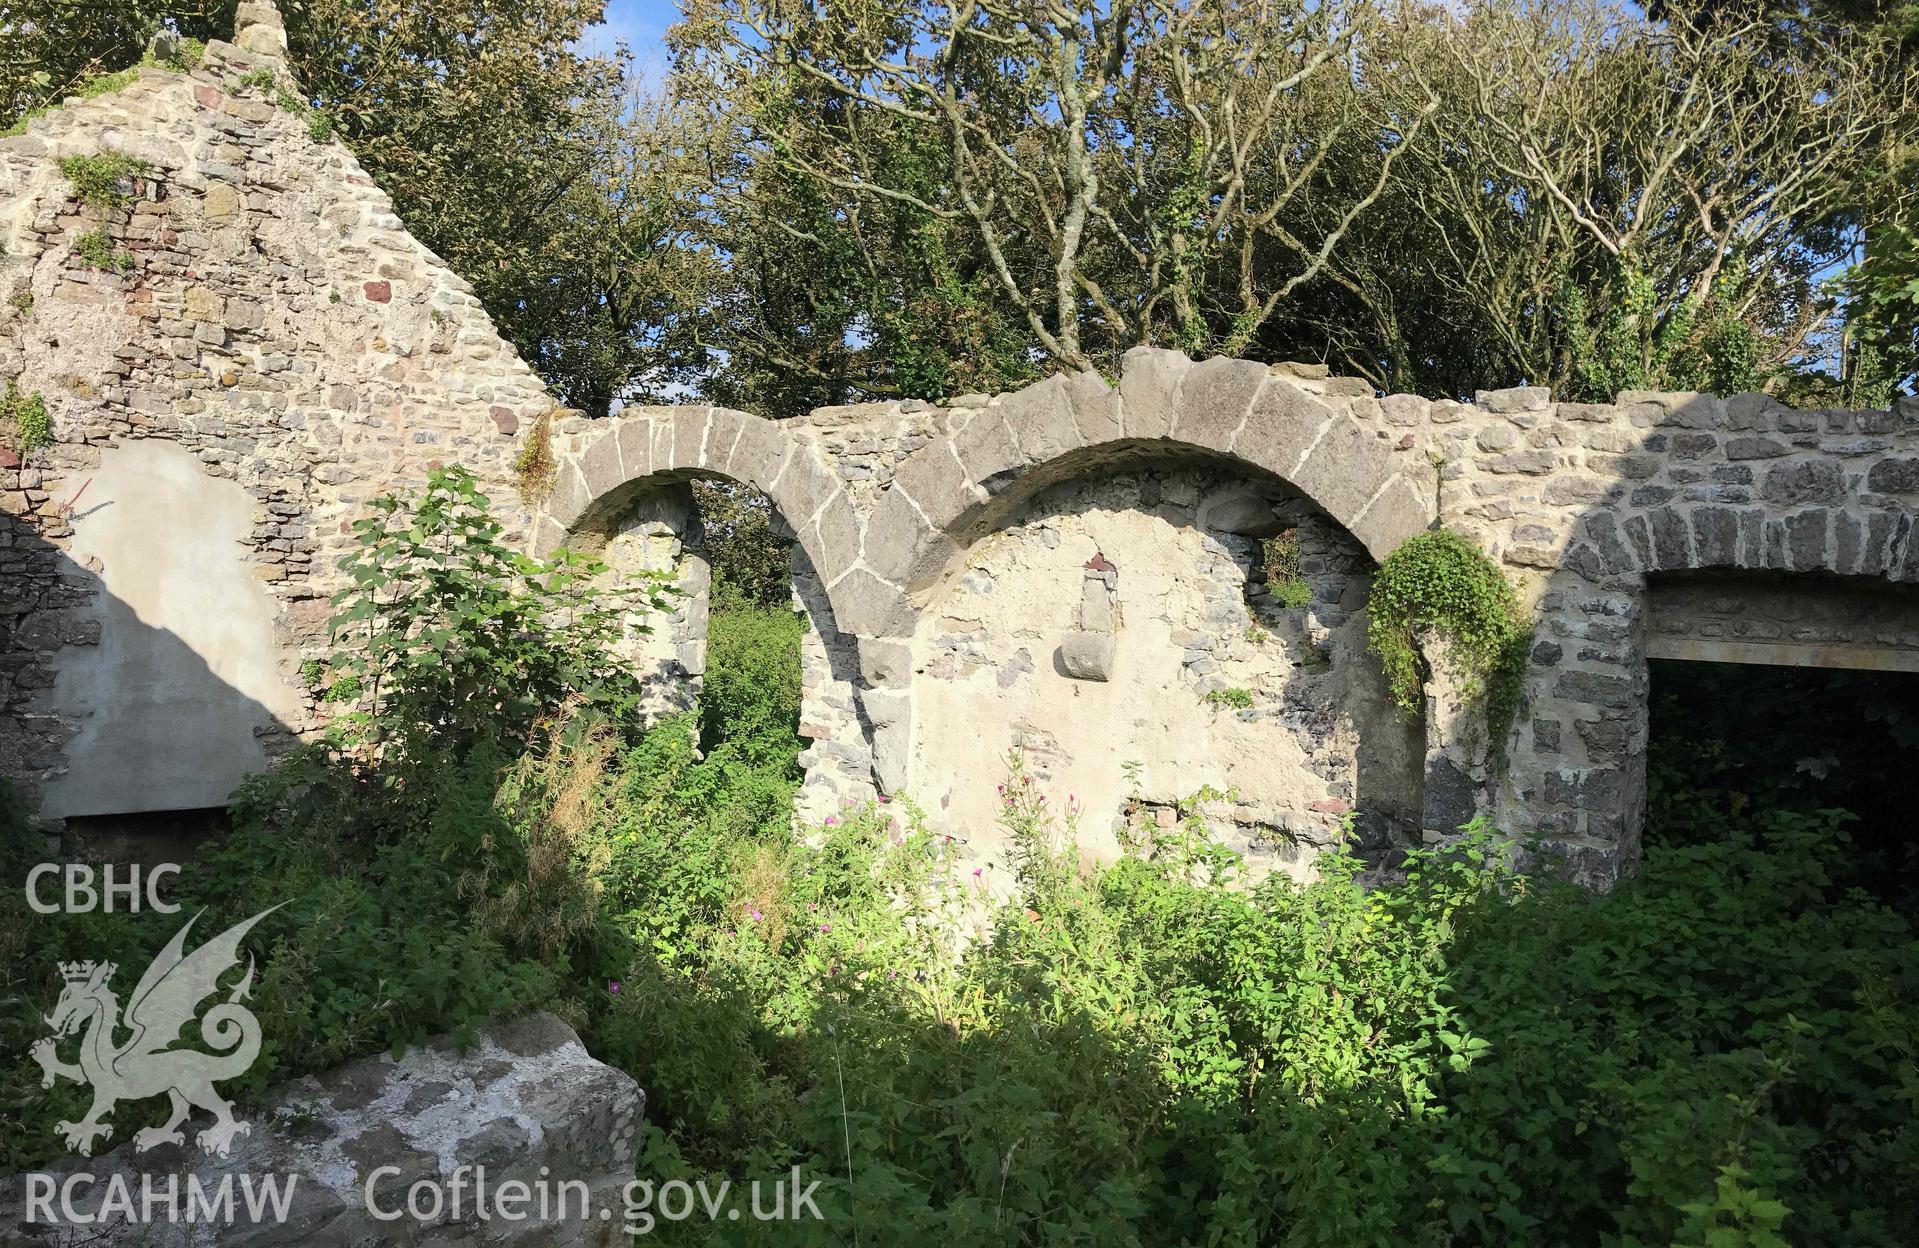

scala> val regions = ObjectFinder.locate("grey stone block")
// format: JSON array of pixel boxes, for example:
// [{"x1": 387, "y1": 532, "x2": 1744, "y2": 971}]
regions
[{"x1": 1057, "y1": 630, "x2": 1116, "y2": 681}]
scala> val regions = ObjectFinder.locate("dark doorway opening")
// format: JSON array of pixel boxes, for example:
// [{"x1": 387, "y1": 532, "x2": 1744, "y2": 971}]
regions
[
  {"x1": 60, "y1": 806, "x2": 230, "y2": 866},
  {"x1": 1647, "y1": 659, "x2": 1919, "y2": 901}
]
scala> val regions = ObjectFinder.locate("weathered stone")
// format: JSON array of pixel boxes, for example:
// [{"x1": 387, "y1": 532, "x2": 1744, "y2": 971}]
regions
[
  {"x1": 1867, "y1": 457, "x2": 1919, "y2": 495},
  {"x1": 1057, "y1": 630, "x2": 1116, "y2": 681},
  {"x1": 1761, "y1": 459, "x2": 1843, "y2": 506},
  {"x1": 1173, "y1": 355, "x2": 1268, "y2": 447},
  {"x1": 0, "y1": 1014, "x2": 640, "y2": 1247},
  {"x1": 1118, "y1": 345, "x2": 1190, "y2": 440},
  {"x1": 997, "y1": 373, "x2": 1083, "y2": 464},
  {"x1": 1476, "y1": 386, "x2": 1550, "y2": 414}
]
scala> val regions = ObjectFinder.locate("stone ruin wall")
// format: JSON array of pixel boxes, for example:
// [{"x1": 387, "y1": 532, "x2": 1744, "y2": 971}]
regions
[
  {"x1": 4, "y1": 2, "x2": 1918, "y2": 888},
  {"x1": 0, "y1": 3, "x2": 549, "y2": 817},
  {"x1": 540, "y1": 366, "x2": 1919, "y2": 890}
]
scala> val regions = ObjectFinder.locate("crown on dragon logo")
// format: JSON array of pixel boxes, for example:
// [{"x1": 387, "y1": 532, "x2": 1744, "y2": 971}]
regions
[{"x1": 58, "y1": 960, "x2": 111, "y2": 983}]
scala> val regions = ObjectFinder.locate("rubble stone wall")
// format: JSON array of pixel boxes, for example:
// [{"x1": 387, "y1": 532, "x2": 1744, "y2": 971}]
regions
[
  {"x1": 0, "y1": 3, "x2": 548, "y2": 815},
  {"x1": 540, "y1": 362, "x2": 1919, "y2": 888}
]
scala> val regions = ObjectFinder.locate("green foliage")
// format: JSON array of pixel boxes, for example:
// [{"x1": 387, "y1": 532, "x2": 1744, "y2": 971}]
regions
[
  {"x1": 7, "y1": 289, "x2": 33, "y2": 316},
  {"x1": 0, "y1": 381, "x2": 51, "y2": 455},
  {"x1": 1202, "y1": 686, "x2": 1254, "y2": 710},
  {"x1": 1368, "y1": 530, "x2": 1530, "y2": 745},
  {"x1": 1556, "y1": 261, "x2": 1766, "y2": 401},
  {"x1": 1261, "y1": 529, "x2": 1315, "y2": 608},
  {"x1": 56, "y1": 152, "x2": 151, "y2": 214},
  {"x1": 71, "y1": 230, "x2": 134, "y2": 273},
  {"x1": 304, "y1": 109, "x2": 334, "y2": 142},
  {"x1": 1849, "y1": 222, "x2": 1919, "y2": 393},
  {"x1": 693, "y1": 479, "x2": 794, "y2": 611},
  {"x1": 325, "y1": 465, "x2": 674, "y2": 762},
  {"x1": 56, "y1": 150, "x2": 151, "y2": 213}
]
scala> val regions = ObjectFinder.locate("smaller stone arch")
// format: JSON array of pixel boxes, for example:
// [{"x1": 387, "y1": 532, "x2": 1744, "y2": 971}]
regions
[
  {"x1": 532, "y1": 406, "x2": 882, "y2": 816},
  {"x1": 858, "y1": 349, "x2": 1437, "y2": 624}
]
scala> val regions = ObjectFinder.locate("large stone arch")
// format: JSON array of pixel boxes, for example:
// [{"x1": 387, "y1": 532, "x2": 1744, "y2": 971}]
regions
[{"x1": 859, "y1": 350, "x2": 1437, "y2": 622}]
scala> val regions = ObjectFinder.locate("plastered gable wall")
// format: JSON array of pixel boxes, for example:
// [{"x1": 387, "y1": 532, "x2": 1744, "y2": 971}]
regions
[{"x1": 0, "y1": 3, "x2": 550, "y2": 815}]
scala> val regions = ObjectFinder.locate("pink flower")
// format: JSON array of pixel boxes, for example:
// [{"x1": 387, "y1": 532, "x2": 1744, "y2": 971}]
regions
[
  {"x1": 973, "y1": 868, "x2": 983, "y2": 878},
  {"x1": 808, "y1": 902, "x2": 818, "y2": 911},
  {"x1": 748, "y1": 908, "x2": 762, "y2": 922},
  {"x1": 608, "y1": 981, "x2": 620, "y2": 995},
  {"x1": 819, "y1": 923, "x2": 831, "y2": 933},
  {"x1": 825, "y1": 815, "x2": 839, "y2": 826},
  {"x1": 878, "y1": 795, "x2": 890, "y2": 804}
]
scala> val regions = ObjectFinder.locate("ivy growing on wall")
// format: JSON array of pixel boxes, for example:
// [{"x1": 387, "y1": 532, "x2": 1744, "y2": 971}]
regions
[{"x1": 1367, "y1": 530, "x2": 1530, "y2": 747}]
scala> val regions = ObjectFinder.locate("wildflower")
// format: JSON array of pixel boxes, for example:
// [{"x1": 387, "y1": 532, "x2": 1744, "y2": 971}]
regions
[
  {"x1": 825, "y1": 815, "x2": 839, "y2": 826},
  {"x1": 749, "y1": 908, "x2": 762, "y2": 923},
  {"x1": 973, "y1": 868, "x2": 983, "y2": 878},
  {"x1": 607, "y1": 981, "x2": 620, "y2": 995},
  {"x1": 819, "y1": 923, "x2": 831, "y2": 933}
]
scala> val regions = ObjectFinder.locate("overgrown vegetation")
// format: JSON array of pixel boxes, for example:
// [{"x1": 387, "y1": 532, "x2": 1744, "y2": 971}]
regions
[
  {"x1": 1367, "y1": 530, "x2": 1531, "y2": 746},
  {"x1": 71, "y1": 229, "x2": 135, "y2": 273},
  {"x1": 6, "y1": 474, "x2": 1915, "y2": 1243},
  {"x1": 512, "y1": 410, "x2": 559, "y2": 500}
]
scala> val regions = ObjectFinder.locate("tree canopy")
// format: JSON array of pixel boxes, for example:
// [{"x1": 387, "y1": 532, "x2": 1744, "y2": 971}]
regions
[{"x1": 2, "y1": 0, "x2": 1915, "y2": 409}]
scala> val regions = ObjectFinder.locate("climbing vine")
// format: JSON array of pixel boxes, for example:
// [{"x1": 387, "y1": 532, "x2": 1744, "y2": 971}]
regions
[{"x1": 1367, "y1": 530, "x2": 1529, "y2": 746}]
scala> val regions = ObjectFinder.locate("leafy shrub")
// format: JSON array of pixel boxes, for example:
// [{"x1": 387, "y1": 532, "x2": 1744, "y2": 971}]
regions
[{"x1": 325, "y1": 465, "x2": 674, "y2": 763}]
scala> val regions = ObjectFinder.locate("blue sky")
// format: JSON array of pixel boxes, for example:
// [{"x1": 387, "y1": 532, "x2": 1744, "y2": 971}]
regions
[{"x1": 582, "y1": 0, "x2": 679, "y2": 81}]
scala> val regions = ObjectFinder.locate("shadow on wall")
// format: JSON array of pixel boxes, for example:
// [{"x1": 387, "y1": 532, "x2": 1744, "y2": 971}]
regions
[
  {"x1": 0, "y1": 446, "x2": 302, "y2": 826},
  {"x1": 1444, "y1": 388, "x2": 1919, "y2": 886}
]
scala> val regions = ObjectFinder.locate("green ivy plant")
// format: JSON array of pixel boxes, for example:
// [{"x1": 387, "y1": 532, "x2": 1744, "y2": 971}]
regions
[{"x1": 1367, "y1": 530, "x2": 1530, "y2": 747}]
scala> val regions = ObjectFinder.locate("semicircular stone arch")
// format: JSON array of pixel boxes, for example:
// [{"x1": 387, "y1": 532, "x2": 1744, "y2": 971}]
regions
[
  {"x1": 531, "y1": 405, "x2": 851, "y2": 588},
  {"x1": 531, "y1": 405, "x2": 877, "y2": 819},
  {"x1": 859, "y1": 349, "x2": 1439, "y2": 620}
]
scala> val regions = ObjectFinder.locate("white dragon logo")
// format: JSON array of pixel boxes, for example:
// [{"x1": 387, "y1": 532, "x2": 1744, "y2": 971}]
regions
[{"x1": 29, "y1": 905, "x2": 281, "y2": 1158}]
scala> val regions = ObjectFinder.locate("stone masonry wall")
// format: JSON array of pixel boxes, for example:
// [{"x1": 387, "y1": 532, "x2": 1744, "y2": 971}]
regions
[
  {"x1": 541, "y1": 360, "x2": 1919, "y2": 890},
  {"x1": 4, "y1": 2, "x2": 1916, "y2": 888}
]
